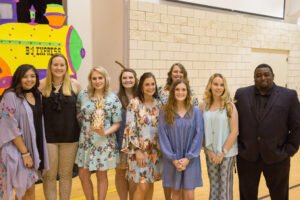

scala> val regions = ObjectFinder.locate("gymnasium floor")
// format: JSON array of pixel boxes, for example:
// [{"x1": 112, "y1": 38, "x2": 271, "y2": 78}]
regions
[{"x1": 36, "y1": 150, "x2": 300, "y2": 200}]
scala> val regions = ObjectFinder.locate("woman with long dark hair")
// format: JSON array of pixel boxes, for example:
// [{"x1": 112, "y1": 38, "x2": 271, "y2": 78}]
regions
[
  {"x1": 0, "y1": 64, "x2": 49, "y2": 199},
  {"x1": 122, "y1": 72, "x2": 161, "y2": 200},
  {"x1": 115, "y1": 68, "x2": 138, "y2": 200}
]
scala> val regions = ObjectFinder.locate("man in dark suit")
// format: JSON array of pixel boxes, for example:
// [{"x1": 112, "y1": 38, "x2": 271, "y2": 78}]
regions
[{"x1": 234, "y1": 63, "x2": 300, "y2": 200}]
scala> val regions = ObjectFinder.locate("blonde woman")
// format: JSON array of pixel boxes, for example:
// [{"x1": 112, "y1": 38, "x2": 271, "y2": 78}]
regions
[
  {"x1": 40, "y1": 54, "x2": 81, "y2": 200},
  {"x1": 201, "y1": 73, "x2": 238, "y2": 200},
  {"x1": 76, "y1": 67, "x2": 122, "y2": 200}
]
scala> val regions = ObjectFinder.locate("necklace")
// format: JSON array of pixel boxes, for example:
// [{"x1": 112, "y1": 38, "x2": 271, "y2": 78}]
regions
[{"x1": 52, "y1": 81, "x2": 63, "y2": 88}]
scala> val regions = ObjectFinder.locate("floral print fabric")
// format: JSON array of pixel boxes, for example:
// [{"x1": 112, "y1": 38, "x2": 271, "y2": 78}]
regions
[
  {"x1": 122, "y1": 98, "x2": 162, "y2": 183},
  {"x1": 158, "y1": 85, "x2": 199, "y2": 106},
  {"x1": 75, "y1": 90, "x2": 122, "y2": 171}
]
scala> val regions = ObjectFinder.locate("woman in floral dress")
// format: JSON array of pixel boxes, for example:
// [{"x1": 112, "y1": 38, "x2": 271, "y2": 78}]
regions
[
  {"x1": 75, "y1": 67, "x2": 122, "y2": 200},
  {"x1": 122, "y1": 72, "x2": 161, "y2": 200},
  {"x1": 158, "y1": 63, "x2": 198, "y2": 106}
]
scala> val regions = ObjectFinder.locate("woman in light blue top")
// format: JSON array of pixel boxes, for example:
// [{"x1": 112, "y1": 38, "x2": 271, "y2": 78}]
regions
[
  {"x1": 76, "y1": 67, "x2": 122, "y2": 200},
  {"x1": 201, "y1": 73, "x2": 238, "y2": 200}
]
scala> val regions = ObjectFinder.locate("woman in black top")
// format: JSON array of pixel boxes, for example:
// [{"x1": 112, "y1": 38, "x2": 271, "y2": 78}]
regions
[{"x1": 40, "y1": 54, "x2": 81, "y2": 200}]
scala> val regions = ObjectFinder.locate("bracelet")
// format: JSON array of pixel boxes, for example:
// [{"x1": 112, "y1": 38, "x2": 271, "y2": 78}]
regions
[{"x1": 21, "y1": 152, "x2": 30, "y2": 158}]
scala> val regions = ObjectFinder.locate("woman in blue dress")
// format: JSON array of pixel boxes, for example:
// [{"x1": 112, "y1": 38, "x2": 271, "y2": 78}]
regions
[
  {"x1": 75, "y1": 66, "x2": 122, "y2": 200},
  {"x1": 158, "y1": 79, "x2": 203, "y2": 200}
]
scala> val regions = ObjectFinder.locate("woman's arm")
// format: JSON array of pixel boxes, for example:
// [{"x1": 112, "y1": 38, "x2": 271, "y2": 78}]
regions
[
  {"x1": 222, "y1": 102, "x2": 239, "y2": 154},
  {"x1": 71, "y1": 78, "x2": 82, "y2": 95}
]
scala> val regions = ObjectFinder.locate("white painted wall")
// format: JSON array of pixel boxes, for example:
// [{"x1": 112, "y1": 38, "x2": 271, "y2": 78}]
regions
[{"x1": 67, "y1": 0, "x2": 93, "y2": 89}]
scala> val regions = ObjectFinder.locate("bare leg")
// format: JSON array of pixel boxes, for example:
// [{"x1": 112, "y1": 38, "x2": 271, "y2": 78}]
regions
[
  {"x1": 172, "y1": 189, "x2": 181, "y2": 200},
  {"x1": 78, "y1": 168, "x2": 94, "y2": 200},
  {"x1": 163, "y1": 187, "x2": 172, "y2": 200},
  {"x1": 183, "y1": 189, "x2": 194, "y2": 200},
  {"x1": 133, "y1": 183, "x2": 151, "y2": 200},
  {"x1": 145, "y1": 183, "x2": 154, "y2": 200},
  {"x1": 96, "y1": 170, "x2": 108, "y2": 200},
  {"x1": 129, "y1": 180, "x2": 137, "y2": 200},
  {"x1": 115, "y1": 168, "x2": 129, "y2": 200},
  {"x1": 21, "y1": 184, "x2": 35, "y2": 200}
]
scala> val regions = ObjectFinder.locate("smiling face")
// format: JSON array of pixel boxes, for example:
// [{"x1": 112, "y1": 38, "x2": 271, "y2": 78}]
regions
[
  {"x1": 21, "y1": 69, "x2": 37, "y2": 90},
  {"x1": 121, "y1": 71, "x2": 136, "y2": 89},
  {"x1": 211, "y1": 76, "x2": 225, "y2": 99},
  {"x1": 174, "y1": 82, "x2": 188, "y2": 103},
  {"x1": 142, "y1": 77, "x2": 156, "y2": 98},
  {"x1": 171, "y1": 65, "x2": 184, "y2": 82},
  {"x1": 254, "y1": 67, "x2": 274, "y2": 93},
  {"x1": 50, "y1": 56, "x2": 67, "y2": 79},
  {"x1": 91, "y1": 70, "x2": 105, "y2": 92}
]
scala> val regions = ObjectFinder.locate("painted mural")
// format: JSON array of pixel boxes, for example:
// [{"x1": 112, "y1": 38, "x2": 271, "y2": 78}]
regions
[{"x1": 0, "y1": 1, "x2": 85, "y2": 94}]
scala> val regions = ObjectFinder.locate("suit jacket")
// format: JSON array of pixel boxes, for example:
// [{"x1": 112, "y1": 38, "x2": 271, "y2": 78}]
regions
[{"x1": 234, "y1": 84, "x2": 300, "y2": 164}]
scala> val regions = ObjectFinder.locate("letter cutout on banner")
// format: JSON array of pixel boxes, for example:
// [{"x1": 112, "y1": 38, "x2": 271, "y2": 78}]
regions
[{"x1": 0, "y1": 1, "x2": 85, "y2": 95}]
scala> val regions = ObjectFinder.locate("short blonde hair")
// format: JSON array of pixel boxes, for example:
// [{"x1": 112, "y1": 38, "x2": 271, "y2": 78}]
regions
[{"x1": 87, "y1": 66, "x2": 110, "y2": 97}]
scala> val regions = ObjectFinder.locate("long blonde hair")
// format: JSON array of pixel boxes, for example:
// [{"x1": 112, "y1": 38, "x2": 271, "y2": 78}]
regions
[
  {"x1": 87, "y1": 66, "x2": 110, "y2": 97},
  {"x1": 203, "y1": 73, "x2": 233, "y2": 118},
  {"x1": 164, "y1": 79, "x2": 193, "y2": 125},
  {"x1": 43, "y1": 54, "x2": 72, "y2": 97}
]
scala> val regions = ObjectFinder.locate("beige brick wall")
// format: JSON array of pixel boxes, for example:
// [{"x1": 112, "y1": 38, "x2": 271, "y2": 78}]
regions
[{"x1": 128, "y1": 0, "x2": 300, "y2": 99}]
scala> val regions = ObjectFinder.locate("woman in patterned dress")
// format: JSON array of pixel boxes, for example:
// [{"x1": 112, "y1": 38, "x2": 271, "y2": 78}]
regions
[
  {"x1": 158, "y1": 63, "x2": 198, "y2": 106},
  {"x1": 122, "y1": 72, "x2": 161, "y2": 200},
  {"x1": 75, "y1": 67, "x2": 122, "y2": 200},
  {"x1": 115, "y1": 68, "x2": 139, "y2": 200}
]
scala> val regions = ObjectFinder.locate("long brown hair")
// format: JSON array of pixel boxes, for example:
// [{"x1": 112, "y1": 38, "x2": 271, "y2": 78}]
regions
[
  {"x1": 164, "y1": 79, "x2": 193, "y2": 125},
  {"x1": 118, "y1": 68, "x2": 138, "y2": 109},
  {"x1": 165, "y1": 63, "x2": 188, "y2": 91},
  {"x1": 203, "y1": 73, "x2": 233, "y2": 118},
  {"x1": 137, "y1": 72, "x2": 158, "y2": 102}
]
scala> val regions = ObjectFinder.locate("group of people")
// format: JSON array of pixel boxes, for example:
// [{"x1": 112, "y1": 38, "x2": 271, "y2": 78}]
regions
[{"x1": 0, "y1": 54, "x2": 299, "y2": 200}]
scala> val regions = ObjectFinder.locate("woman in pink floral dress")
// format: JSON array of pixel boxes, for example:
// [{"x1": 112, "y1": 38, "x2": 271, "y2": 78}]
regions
[{"x1": 122, "y1": 72, "x2": 161, "y2": 200}]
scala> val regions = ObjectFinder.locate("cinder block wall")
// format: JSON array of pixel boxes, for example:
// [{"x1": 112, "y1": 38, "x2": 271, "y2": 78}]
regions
[{"x1": 128, "y1": 0, "x2": 300, "y2": 98}]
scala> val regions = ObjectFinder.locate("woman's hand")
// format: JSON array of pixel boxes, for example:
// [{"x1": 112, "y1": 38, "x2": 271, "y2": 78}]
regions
[
  {"x1": 22, "y1": 154, "x2": 33, "y2": 168},
  {"x1": 214, "y1": 152, "x2": 225, "y2": 164},
  {"x1": 172, "y1": 160, "x2": 185, "y2": 172},
  {"x1": 179, "y1": 158, "x2": 189, "y2": 170},
  {"x1": 135, "y1": 149, "x2": 145, "y2": 167},
  {"x1": 90, "y1": 128, "x2": 106, "y2": 136},
  {"x1": 206, "y1": 149, "x2": 219, "y2": 165}
]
